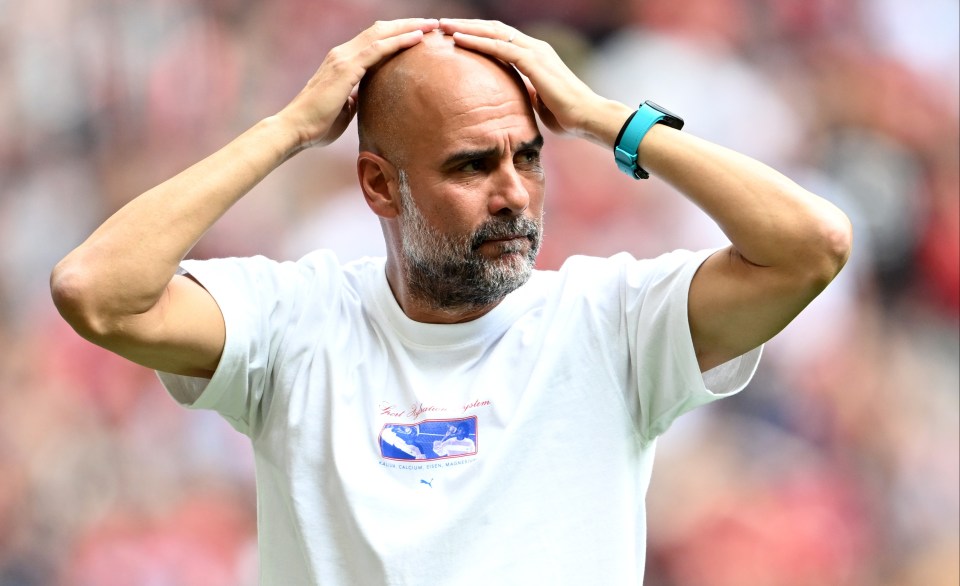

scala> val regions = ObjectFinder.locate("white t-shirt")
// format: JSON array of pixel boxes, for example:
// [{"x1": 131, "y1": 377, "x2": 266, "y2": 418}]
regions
[{"x1": 159, "y1": 249, "x2": 761, "y2": 585}]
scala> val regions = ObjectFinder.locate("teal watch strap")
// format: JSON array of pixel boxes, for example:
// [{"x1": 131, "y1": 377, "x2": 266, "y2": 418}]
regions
[{"x1": 614, "y1": 101, "x2": 684, "y2": 179}]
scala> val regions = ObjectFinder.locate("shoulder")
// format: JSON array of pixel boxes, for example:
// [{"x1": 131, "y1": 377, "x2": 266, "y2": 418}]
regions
[
  {"x1": 173, "y1": 252, "x2": 386, "y2": 329},
  {"x1": 182, "y1": 251, "x2": 385, "y2": 286},
  {"x1": 522, "y1": 250, "x2": 716, "y2": 324},
  {"x1": 539, "y1": 250, "x2": 710, "y2": 290}
]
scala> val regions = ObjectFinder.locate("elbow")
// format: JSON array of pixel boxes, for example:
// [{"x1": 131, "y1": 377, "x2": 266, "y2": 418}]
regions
[
  {"x1": 50, "y1": 259, "x2": 115, "y2": 340},
  {"x1": 806, "y1": 209, "x2": 854, "y2": 289},
  {"x1": 824, "y1": 211, "x2": 854, "y2": 276}
]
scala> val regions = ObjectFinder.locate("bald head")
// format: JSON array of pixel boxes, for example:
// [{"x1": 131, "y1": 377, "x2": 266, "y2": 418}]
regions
[{"x1": 357, "y1": 31, "x2": 533, "y2": 167}]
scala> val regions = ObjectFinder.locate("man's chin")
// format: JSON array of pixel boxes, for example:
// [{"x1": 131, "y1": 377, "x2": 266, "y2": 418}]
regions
[
  {"x1": 484, "y1": 257, "x2": 535, "y2": 290},
  {"x1": 402, "y1": 249, "x2": 537, "y2": 311}
]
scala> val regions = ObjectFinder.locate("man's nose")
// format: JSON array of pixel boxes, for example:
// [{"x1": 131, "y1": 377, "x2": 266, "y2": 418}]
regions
[{"x1": 488, "y1": 165, "x2": 529, "y2": 216}]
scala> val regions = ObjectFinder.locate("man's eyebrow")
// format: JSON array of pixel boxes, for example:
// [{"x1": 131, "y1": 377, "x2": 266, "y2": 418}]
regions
[
  {"x1": 441, "y1": 135, "x2": 544, "y2": 169},
  {"x1": 518, "y1": 135, "x2": 545, "y2": 153}
]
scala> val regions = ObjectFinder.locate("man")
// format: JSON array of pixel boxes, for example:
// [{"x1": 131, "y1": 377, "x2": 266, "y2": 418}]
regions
[
  {"x1": 50, "y1": 18, "x2": 852, "y2": 584},
  {"x1": 432, "y1": 423, "x2": 476, "y2": 458}
]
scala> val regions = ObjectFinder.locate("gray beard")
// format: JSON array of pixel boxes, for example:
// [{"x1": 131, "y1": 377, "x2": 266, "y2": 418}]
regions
[{"x1": 397, "y1": 170, "x2": 542, "y2": 312}]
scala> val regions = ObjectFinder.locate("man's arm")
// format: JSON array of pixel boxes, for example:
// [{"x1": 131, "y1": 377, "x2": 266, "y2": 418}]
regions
[
  {"x1": 50, "y1": 18, "x2": 440, "y2": 378},
  {"x1": 440, "y1": 19, "x2": 853, "y2": 372},
  {"x1": 635, "y1": 126, "x2": 852, "y2": 371}
]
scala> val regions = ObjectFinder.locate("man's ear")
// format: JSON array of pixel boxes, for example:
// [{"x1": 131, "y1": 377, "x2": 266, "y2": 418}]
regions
[{"x1": 357, "y1": 152, "x2": 400, "y2": 219}]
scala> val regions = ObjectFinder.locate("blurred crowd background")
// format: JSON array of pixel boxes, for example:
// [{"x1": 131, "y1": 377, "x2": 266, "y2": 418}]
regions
[{"x1": 1, "y1": 0, "x2": 957, "y2": 584}]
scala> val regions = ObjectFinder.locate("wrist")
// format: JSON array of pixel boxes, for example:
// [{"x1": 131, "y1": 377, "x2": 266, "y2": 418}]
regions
[
  {"x1": 613, "y1": 101, "x2": 684, "y2": 180},
  {"x1": 578, "y1": 99, "x2": 635, "y2": 149},
  {"x1": 256, "y1": 114, "x2": 309, "y2": 161}
]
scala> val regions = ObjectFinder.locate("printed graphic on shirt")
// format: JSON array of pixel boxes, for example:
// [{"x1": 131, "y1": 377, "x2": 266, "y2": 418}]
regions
[
  {"x1": 379, "y1": 416, "x2": 478, "y2": 461},
  {"x1": 378, "y1": 399, "x2": 492, "y2": 420}
]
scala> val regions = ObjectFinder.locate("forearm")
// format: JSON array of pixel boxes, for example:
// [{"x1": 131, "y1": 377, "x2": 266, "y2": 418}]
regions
[
  {"x1": 580, "y1": 98, "x2": 850, "y2": 275},
  {"x1": 638, "y1": 124, "x2": 852, "y2": 274},
  {"x1": 52, "y1": 115, "x2": 301, "y2": 325}
]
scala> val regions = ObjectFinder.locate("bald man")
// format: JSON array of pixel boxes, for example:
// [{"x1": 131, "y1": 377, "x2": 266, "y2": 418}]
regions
[{"x1": 51, "y1": 18, "x2": 852, "y2": 585}]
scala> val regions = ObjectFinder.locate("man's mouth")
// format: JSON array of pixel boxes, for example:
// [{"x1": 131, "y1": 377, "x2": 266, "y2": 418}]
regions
[
  {"x1": 485, "y1": 235, "x2": 525, "y2": 243},
  {"x1": 477, "y1": 235, "x2": 531, "y2": 253},
  {"x1": 474, "y1": 233, "x2": 532, "y2": 250},
  {"x1": 470, "y1": 215, "x2": 541, "y2": 252}
]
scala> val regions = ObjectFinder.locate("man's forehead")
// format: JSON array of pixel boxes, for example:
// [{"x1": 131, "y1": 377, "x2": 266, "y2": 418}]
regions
[
  {"x1": 401, "y1": 41, "x2": 532, "y2": 122},
  {"x1": 358, "y1": 32, "x2": 536, "y2": 165},
  {"x1": 422, "y1": 93, "x2": 540, "y2": 163}
]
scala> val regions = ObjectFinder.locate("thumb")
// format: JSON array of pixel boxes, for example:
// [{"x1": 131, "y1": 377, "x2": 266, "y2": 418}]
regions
[
  {"x1": 533, "y1": 91, "x2": 562, "y2": 135},
  {"x1": 521, "y1": 75, "x2": 563, "y2": 135},
  {"x1": 317, "y1": 95, "x2": 358, "y2": 147}
]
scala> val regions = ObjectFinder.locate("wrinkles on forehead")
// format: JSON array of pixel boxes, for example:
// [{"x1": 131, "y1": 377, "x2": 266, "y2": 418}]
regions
[{"x1": 357, "y1": 32, "x2": 531, "y2": 167}]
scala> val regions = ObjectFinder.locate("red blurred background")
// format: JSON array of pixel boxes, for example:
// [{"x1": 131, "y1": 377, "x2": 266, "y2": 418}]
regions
[{"x1": 0, "y1": 0, "x2": 957, "y2": 584}]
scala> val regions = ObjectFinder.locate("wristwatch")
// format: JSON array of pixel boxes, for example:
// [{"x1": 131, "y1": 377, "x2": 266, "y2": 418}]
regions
[{"x1": 613, "y1": 101, "x2": 684, "y2": 179}]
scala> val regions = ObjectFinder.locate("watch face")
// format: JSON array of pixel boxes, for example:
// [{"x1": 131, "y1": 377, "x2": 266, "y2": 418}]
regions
[{"x1": 644, "y1": 100, "x2": 685, "y2": 130}]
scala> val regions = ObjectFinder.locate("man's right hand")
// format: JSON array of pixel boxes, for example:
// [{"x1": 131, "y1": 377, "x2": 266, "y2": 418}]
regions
[
  {"x1": 277, "y1": 18, "x2": 439, "y2": 150},
  {"x1": 50, "y1": 19, "x2": 438, "y2": 382}
]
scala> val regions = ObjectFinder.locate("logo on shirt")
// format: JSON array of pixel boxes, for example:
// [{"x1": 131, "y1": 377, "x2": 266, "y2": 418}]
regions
[{"x1": 378, "y1": 416, "x2": 478, "y2": 461}]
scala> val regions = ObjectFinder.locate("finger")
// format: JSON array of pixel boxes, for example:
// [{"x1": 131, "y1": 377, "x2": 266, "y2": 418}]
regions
[
  {"x1": 438, "y1": 17, "x2": 507, "y2": 32},
  {"x1": 364, "y1": 18, "x2": 440, "y2": 41},
  {"x1": 353, "y1": 28, "x2": 431, "y2": 70},
  {"x1": 440, "y1": 18, "x2": 524, "y2": 45},
  {"x1": 344, "y1": 18, "x2": 439, "y2": 68},
  {"x1": 449, "y1": 31, "x2": 525, "y2": 64},
  {"x1": 442, "y1": 20, "x2": 522, "y2": 45}
]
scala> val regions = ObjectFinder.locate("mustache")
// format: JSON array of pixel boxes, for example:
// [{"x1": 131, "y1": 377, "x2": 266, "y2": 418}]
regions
[{"x1": 470, "y1": 216, "x2": 541, "y2": 250}]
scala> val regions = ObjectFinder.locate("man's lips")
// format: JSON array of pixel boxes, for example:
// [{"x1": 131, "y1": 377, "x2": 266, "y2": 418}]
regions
[
  {"x1": 470, "y1": 220, "x2": 539, "y2": 250},
  {"x1": 477, "y1": 235, "x2": 531, "y2": 250},
  {"x1": 484, "y1": 235, "x2": 525, "y2": 243}
]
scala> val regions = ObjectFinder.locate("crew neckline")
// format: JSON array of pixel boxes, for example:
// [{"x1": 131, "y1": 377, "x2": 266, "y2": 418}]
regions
[{"x1": 369, "y1": 259, "x2": 538, "y2": 349}]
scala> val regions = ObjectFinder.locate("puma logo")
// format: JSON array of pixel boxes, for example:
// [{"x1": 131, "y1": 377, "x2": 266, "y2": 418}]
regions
[{"x1": 420, "y1": 478, "x2": 434, "y2": 488}]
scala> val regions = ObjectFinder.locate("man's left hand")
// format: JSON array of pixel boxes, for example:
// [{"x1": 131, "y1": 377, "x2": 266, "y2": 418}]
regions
[{"x1": 438, "y1": 18, "x2": 632, "y2": 148}]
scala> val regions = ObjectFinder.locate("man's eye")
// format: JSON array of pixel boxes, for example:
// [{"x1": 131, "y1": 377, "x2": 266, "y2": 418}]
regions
[
  {"x1": 460, "y1": 159, "x2": 486, "y2": 173},
  {"x1": 517, "y1": 150, "x2": 541, "y2": 166}
]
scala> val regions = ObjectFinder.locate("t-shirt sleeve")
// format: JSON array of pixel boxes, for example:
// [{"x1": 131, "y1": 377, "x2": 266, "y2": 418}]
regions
[
  {"x1": 156, "y1": 252, "x2": 337, "y2": 436},
  {"x1": 620, "y1": 249, "x2": 762, "y2": 443}
]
